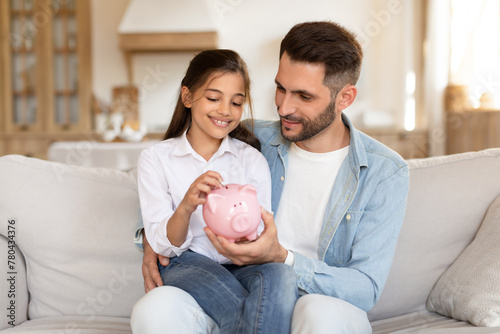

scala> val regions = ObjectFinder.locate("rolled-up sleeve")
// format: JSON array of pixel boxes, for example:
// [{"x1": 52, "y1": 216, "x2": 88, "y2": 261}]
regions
[{"x1": 137, "y1": 150, "x2": 193, "y2": 257}]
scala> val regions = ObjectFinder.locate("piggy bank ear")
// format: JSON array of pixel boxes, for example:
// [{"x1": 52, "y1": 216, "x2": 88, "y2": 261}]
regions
[
  {"x1": 206, "y1": 193, "x2": 225, "y2": 214},
  {"x1": 238, "y1": 184, "x2": 257, "y2": 196}
]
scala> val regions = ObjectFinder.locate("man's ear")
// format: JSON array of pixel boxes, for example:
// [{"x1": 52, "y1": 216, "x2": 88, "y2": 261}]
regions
[
  {"x1": 181, "y1": 86, "x2": 192, "y2": 108},
  {"x1": 336, "y1": 84, "x2": 357, "y2": 111}
]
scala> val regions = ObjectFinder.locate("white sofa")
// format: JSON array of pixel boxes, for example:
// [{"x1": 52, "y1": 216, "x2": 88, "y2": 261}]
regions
[{"x1": 1, "y1": 149, "x2": 500, "y2": 333}]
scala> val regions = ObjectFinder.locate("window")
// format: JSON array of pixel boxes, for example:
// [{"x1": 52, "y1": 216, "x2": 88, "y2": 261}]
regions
[{"x1": 449, "y1": 0, "x2": 500, "y2": 108}]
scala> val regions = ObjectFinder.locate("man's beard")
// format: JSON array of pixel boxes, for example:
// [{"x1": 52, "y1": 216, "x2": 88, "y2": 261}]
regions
[{"x1": 280, "y1": 101, "x2": 336, "y2": 142}]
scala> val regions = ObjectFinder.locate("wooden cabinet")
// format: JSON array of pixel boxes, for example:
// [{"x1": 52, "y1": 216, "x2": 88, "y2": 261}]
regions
[
  {"x1": 0, "y1": 0, "x2": 91, "y2": 158},
  {"x1": 446, "y1": 110, "x2": 500, "y2": 155}
]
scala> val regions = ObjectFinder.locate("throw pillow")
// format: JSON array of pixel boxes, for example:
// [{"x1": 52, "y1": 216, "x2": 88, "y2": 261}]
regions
[
  {"x1": 426, "y1": 195, "x2": 500, "y2": 327},
  {"x1": 0, "y1": 155, "x2": 144, "y2": 320}
]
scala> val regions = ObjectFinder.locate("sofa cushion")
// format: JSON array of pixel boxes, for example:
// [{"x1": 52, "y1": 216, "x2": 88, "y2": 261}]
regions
[
  {"x1": 0, "y1": 316, "x2": 132, "y2": 333},
  {"x1": 368, "y1": 149, "x2": 500, "y2": 321},
  {"x1": 371, "y1": 310, "x2": 483, "y2": 334},
  {"x1": 0, "y1": 155, "x2": 144, "y2": 321},
  {"x1": 426, "y1": 195, "x2": 500, "y2": 327}
]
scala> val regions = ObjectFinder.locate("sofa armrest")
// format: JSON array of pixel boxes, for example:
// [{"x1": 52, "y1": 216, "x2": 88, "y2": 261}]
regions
[{"x1": 0, "y1": 235, "x2": 28, "y2": 329}]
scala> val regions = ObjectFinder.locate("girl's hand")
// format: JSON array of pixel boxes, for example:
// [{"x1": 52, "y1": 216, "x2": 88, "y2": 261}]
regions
[
  {"x1": 167, "y1": 171, "x2": 224, "y2": 247},
  {"x1": 178, "y1": 171, "x2": 224, "y2": 214}
]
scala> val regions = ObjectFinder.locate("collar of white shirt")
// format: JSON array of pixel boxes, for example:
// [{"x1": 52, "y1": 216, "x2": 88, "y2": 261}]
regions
[{"x1": 172, "y1": 128, "x2": 239, "y2": 161}]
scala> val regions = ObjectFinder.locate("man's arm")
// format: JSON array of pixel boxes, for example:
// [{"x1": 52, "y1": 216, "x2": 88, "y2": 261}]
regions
[{"x1": 141, "y1": 230, "x2": 170, "y2": 293}]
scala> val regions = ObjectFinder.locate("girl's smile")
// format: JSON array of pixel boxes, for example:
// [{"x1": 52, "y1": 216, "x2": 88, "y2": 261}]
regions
[{"x1": 209, "y1": 116, "x2": 232, "y2": 128}]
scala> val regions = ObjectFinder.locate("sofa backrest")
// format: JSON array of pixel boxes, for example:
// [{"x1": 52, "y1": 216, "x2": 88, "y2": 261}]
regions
[
  {"x1": 0, "y1": 155, "x2": 144, "y2": 328},
  {"x1": 368, "y1": 148, "x2": 500, "y2": 321}
]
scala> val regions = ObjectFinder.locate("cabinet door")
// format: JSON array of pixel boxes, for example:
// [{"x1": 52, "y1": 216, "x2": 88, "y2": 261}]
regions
[
  {"x1": 2, "y1": 0, "x2": 43, "y2": 132},
  {"x1": 48, "y1": 0, "x2": 91, "y2": 132},
  {"x1": 1, "y1": 0, "x2": 91, "y2": 134}
]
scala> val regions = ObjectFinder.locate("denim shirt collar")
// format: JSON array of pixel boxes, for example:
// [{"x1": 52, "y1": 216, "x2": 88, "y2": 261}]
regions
[
  {"x1": 272, "y1": 113, "x2": 369, "y2": 172},
  {"x1": 342, "y1": 113, "x2": 368, "y2": 178}
]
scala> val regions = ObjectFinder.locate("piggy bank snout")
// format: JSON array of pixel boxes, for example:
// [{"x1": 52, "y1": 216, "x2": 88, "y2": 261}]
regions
[{"x1": 231, "y1": 213, "x2": 254, "y2": 233}]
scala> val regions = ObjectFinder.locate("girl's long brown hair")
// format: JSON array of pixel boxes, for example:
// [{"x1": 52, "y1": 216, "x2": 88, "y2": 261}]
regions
[{"x1": 163, "y1": 49, "x2": 260, "y2": 151}]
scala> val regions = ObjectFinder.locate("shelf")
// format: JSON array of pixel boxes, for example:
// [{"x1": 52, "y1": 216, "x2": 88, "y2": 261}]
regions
[
  {"x1": 119, "y1": 31, "x2": 218, "y2": 52},
  {"x1": 359, "y1": 128, "x2": 429, "y2": 159},
  {"x1": 52, "y1": 9, "x2": 76, "y2": 15},
  {"x1": 53, "y1": 47, "x2": 78, "y2": 53},
  {"x1": 54, "y1": 90, "x2": 78, "y2": 96},
  {"x1": 10, "y1": 10, "x2": 35, "y2": 15},
  {"x1": 10, "y1": 47, "x2": 35, "y2": 53},
  {"x1": 13, "y1": 89, "x2": 35, "y2": 96},
  {"x1": 447, "y1": 108, "x2": 500, "y2": 114},
  {"x1": 446, "y1": 109, "x2": 500, "y2": 154}
]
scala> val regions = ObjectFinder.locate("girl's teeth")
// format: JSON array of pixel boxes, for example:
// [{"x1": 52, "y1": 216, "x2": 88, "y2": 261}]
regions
[{"x1": 215, "y1": 119, "x2": 228, "y2": 125}]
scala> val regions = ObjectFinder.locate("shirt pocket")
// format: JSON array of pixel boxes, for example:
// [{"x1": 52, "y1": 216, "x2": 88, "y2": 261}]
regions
[{"x1": 327, "y1": 210, "x2": 363, "y2": 266}]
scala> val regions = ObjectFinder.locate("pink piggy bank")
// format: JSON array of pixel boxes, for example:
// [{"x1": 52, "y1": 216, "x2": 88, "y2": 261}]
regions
[{"x1": 203, "y1": 184, "x2": 261, "y2": 243}]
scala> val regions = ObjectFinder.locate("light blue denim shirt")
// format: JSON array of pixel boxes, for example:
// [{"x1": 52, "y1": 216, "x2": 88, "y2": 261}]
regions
[{"x1": 249, "y1": 114, "x2": 409, "y2": 312}]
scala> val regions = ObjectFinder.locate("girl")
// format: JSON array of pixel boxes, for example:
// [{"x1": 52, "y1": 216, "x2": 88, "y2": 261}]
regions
[{"x1": 137, "y1": 50, "x2": 297, "y2": 334}]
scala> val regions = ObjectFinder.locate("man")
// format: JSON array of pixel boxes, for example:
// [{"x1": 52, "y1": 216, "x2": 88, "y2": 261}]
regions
[{"x1": 131, "y1": 21, "x2": 409, "y2": 333}]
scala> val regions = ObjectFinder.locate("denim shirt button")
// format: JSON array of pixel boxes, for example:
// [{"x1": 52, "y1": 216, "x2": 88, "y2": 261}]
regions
[
  {"x1": 281, "y1": 176, "x2": 285, "y2": 181},
  {"x1": 346, "y1": 214, "x2": 351, "y2": 221}
]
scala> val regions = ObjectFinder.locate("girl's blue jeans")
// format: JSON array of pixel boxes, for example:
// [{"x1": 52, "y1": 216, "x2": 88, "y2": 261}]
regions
[{"x1": 159, "y1": 250, "x2": 298, "y2": 334}]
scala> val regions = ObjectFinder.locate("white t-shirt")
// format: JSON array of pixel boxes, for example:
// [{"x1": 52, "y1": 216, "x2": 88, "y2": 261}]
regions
[
  {"x1": 275, "y1": 143, "x2": 349, "y2": 261},
  {"x1": 137, "y1": 130, "x2": 272, "y2": 264}
]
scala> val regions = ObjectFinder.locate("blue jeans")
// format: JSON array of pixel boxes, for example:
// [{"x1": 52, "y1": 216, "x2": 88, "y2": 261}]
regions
[{"x1": 159, "y1": 250, "x2": 298, "y2": 334}]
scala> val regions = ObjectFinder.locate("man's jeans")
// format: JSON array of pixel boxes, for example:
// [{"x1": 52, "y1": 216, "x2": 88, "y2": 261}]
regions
[{"x1": 158, "y1": 251, "x2": 298, "y2": 334}]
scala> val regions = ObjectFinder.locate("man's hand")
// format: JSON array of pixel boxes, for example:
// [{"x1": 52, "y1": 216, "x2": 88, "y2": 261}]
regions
[
  {"x1": 204, "y1": 208, "x2": 288, "y2": 265},
  {"x1": 142, "y1": 232, "x2": 169, "y2": 292}
]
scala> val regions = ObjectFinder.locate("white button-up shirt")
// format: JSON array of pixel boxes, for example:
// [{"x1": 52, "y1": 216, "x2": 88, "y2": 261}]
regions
[{"x1": 137, "y1": 130, "x2": 272, "y2": 263}]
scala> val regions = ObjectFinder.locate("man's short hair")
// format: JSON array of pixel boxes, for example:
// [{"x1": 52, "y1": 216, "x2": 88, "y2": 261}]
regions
[{"x1": 280, "y1": 21, "x2": 363, "y2": 94}]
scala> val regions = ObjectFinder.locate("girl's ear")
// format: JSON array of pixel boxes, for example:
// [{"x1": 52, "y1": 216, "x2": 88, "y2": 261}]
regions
[{"x1": 181, "y1": 86, "x2": 192, "y2": 108}]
